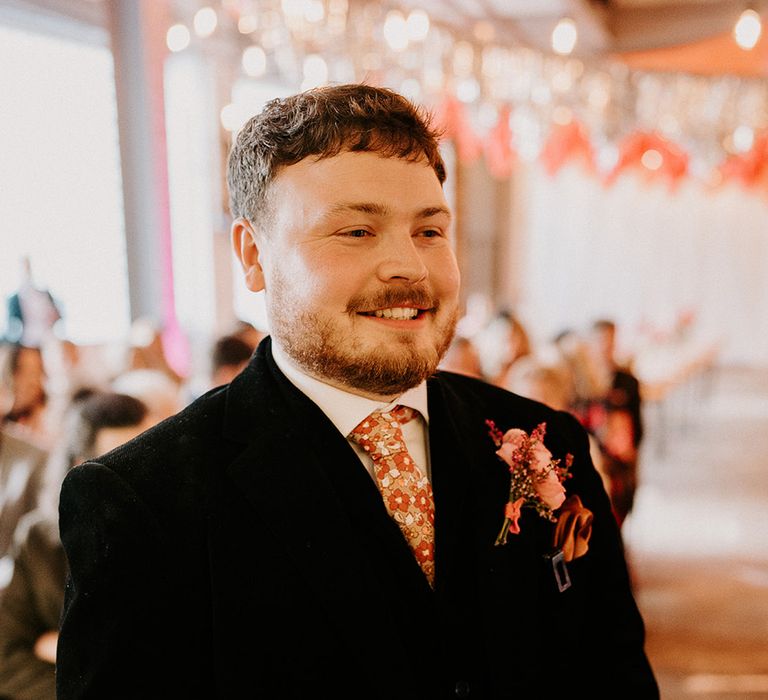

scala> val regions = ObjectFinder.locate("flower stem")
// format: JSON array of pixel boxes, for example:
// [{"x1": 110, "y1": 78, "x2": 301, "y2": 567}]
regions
[{"x1": 495, "y1": 518, "x2": 511, "y2": 546}]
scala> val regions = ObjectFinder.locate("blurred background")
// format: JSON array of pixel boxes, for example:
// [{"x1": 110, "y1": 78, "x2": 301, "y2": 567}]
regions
[{"x1": 0, "y1": 0, "x2": 767, "y2": 697}]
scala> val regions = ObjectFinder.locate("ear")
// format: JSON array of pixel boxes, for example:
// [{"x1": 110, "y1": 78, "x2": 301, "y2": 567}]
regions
[{"x1": 231, "y1": 217, "x2": 265, "y2": 292}]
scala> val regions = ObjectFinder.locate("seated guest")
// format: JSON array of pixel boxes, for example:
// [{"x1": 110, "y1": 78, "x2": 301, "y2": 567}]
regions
[
  {"x1": 1, "y1": 344, "x2": 51, "y2": 445},
  {"x1": 587, "y1": 319, "x2": 644, "y2": 528},
  {"x1": 111, "y1": 368, "x2": 182, "y2": 426},
  {"x1": 0, "y1": 344, "x2": 49, "y2": 592},
  {"x1": 503, "y1": 356, "x2": 572, "y2": 412},
  {"x1": 210, "y1": 334, "x2": 254, "y2": 387},
  {"x1": 0, "y1": 391, "x2": 151, "y2": 700},
  {"x1": 438, "y1": 335, "x2": 483, "y2": 379},
  {"x1": 474, "y1": 310, "x2": 532, "y2": 387},
  {"x1": 231, "y1": 320, "x2": 265, "y2": 351}
]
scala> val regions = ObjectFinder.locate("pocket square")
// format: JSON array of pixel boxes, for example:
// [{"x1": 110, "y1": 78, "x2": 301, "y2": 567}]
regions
[{"x1": 553, "y1": 495, "x2": 593, "y2": 562}]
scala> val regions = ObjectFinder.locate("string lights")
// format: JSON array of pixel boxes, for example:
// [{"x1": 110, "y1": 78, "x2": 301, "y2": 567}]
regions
[
  {"x1": 163, "y1": 1, "x2": 768, "y2": 192},
  {"x1": 734, "y1": 8, "x2": 762, "y2": 50}
]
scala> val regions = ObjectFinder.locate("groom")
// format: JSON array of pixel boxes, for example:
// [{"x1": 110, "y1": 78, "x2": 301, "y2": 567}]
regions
[{"x1": 57, "y1": 84, "x2": 658, "y2": 698}]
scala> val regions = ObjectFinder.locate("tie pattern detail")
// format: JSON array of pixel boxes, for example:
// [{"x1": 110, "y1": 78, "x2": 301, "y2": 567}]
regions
[{"x1": 349, "y1": 406, "x2": 435, "y2": 587}]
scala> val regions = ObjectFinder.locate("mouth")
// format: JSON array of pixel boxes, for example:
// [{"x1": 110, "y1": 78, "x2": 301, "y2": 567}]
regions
[{"x1": 358, "y1": 306, "x2": 428, "y2": 321}]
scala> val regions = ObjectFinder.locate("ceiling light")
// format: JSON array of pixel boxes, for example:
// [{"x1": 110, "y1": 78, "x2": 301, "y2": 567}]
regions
[
  {"x1": 734, "y1": 9, "x2": 762, "y2": 50},
  {"x1": 552, "y1": 17, "x2": 578, "y2": 56},
  {"x1": 733, "y1": 125, "x2": 755, "y2": 152},
  {"x1": 193, "y1": 7, "x2": 217, "y2": 38},
  {"x1": 406, "y1": 9, "x2": 430, "y2": 42},
  {"x1": 641, "y1": 149, "x2": 663, "y2": 171},
  {"x1": 242, "y1": 46, "x2": 267, "y2": 77},
  {"x1": 166, "y1": 24, "x2": 191, "y2": 52},
  {"x1": 383, "y1": 10, "x2": 408, "y2": 51},
  {"x1": 238, "y1": 15, "x2": 259, "y2": 34}
]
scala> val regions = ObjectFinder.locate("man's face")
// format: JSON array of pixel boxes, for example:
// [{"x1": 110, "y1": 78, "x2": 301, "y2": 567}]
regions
[{"x1": 234, "y1": 150, "x2": 460, "y2": 399}]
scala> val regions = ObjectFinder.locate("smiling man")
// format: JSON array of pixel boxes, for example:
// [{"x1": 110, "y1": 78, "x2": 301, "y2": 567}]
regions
[{"x1": 57, "y1": 85, "x2": 657, "y2": 699}]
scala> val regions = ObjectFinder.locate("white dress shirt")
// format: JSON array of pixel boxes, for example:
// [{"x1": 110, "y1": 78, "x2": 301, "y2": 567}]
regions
[{"x1": 271, "y1": 340, "x2": 431, "y2": 481}]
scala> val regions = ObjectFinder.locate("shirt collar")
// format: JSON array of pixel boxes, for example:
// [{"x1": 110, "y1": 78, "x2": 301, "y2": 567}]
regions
[{"x1": 271, "y1": 338, "x2": 429, "y2": 438}]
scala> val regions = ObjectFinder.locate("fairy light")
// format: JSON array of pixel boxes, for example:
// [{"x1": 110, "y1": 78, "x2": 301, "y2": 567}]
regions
[
  {"x1": 734, "y1": 9, "x2": 762, "y2": 50},
  {"x1": 302, "y1": 54, "x2": 328, "y2": 89},
  {"x1": 242, "y1": 45, "x2": 267, "y2": 77},
  {"x1": 383, "y1": 10, "x2": 408, "y2": 51},
  {"x1": 733, "y1": 125, "x2": 755, "y2": 152},
  {"x1": 193, "y1": 7, "x2": 217, "y2": 38},
  {"x1": 166, "y1": 24, "x2": 191, "y2": 52},
  {"x1": 238, "y1": 15, "x2": 258, "y2": 34},
  {"x1": 552, "y1": 17, "x2": 578, "y2": 56},
  {"x1": 405, "y1": 9, "x2": 430, "y2": 42},
  {"x1": 641, "y1": 149, "x2": 663, "y2": 170}
]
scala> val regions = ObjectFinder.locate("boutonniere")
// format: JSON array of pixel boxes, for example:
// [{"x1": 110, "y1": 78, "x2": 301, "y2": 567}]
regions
[{"x1": 486, "y1": 420, "x2": 573, "y2": 546}]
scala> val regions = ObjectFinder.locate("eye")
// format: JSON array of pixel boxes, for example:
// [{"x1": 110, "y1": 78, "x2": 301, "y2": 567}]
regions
[
  {"x1": 417, "y1": 228, "x2": 443, "y2": 239},
  {"x1": 340, "y1": 229, "x2": 372, "y2": 238}
]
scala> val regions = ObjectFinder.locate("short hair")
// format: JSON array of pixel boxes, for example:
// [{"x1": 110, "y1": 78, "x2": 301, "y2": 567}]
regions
[
  {"x1": 67, "y1": 392, "x2": 148, "y2": 466},
  {"x1": 211, "y1": 335, "x2": 254, "y2": 374},
  {"x1": 227, "y1": 84, "x2": 446, "y2": 225}
]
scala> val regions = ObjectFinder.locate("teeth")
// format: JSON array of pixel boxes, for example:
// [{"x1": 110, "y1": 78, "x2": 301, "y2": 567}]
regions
[{"x1": 372, "y1": 307, "x2": 419, "y2": 320}]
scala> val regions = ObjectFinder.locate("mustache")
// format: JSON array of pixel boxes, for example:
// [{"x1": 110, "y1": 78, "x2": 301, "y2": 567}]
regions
[{"x1": 346, "y1": 285, "x2": 438, "y2": 313}]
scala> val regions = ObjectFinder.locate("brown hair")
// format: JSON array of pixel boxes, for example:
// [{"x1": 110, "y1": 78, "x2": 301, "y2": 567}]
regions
[{"x1": 227, "y1": 84, "x2": 446, "y2": 226}]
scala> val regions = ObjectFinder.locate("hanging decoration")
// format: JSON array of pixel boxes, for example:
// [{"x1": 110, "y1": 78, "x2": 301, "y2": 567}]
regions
[
  {"x1": 605, "y1": 131, "x2": 689, "y2": 190},
  {"x1": 719, "y1": 132, "x2": 768, "y2": 189},
  {"x1": 166, "y1": 0, "x2": 768, "y2": 198},
  {"x1": 539, "y1": 120, "x2": 594, "y2": 177},
  {"x1": 483, "y1": 105, "x2": 515, "y2": 180}
]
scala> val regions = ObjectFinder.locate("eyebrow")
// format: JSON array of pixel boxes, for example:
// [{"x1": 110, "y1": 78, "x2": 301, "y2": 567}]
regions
[{"x1": 325, "y1": 202, "x2": 452, "y2": 221}]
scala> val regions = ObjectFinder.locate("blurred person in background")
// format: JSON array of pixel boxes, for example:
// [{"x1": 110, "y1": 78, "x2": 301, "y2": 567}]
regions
[
  {"x1": 124, "y1": 317, "x2": 183, "y2": 387},
  {"x1": 1, "y1": 345, "x2": 50, "y2": 444},
  {"x1": 111, "y1": 368, "x2": 182, "y2": 426},
  {"x1": 0, "y1": 391, "x2": 151, "y2": 700},
  {"x1": 183, "y1": 332, "x2": 256, "y2": 403},
  {"x1": 438, "y1": 335, "x2": 483, "y2": 379},
  {"x1": 4, "y1": 257, "x2": 61, "y2": 349},
  {"x1": 210, "y1": 334, "x2": 254, "y2": 387},
  {"x1": 503, "y1": 355, "x2": 573, "y2": 412},
  {"x1": 505, "y1": 352, "x2": 613, "y2": 500},
  {"x1": 231, "y1": 320, "x2": 265, "y2": 352},
  {"x1": 551, "y1": 328, "x2": 608, "y2": 420},
  {"x1": 586, "y1": 319, "x2": 644, "y2": 528},
  {"x1": 0, "y1": 345, "x2": 49, "y2": 593},
  {"x1": 474, "y1": 310, "x2": 532, "y2": 386}
]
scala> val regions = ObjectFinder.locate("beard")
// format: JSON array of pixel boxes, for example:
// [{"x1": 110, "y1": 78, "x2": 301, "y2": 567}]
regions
[{"x1": 268, "y1": 277, "x2": 458, "y2": 397}]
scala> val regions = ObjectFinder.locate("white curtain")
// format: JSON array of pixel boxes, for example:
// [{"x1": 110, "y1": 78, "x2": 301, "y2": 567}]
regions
[{"x1": 513, "y1": 162, "x2": 768, "y2": 369}]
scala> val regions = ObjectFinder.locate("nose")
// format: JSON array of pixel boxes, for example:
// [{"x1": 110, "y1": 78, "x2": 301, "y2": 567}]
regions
[{"x1": 375, "y1": 231, "x2": 428, "y2": 284}]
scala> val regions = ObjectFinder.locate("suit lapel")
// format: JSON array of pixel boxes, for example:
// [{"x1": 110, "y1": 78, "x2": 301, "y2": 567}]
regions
[
  {"x1": 427, "y1": 375, "x2": 545, "y2": 657},
  {"x1": 220, "y1": 340, "x2": 432, "y2": 689}
]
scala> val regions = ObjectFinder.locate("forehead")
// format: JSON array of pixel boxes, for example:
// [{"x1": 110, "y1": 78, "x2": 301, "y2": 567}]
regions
[{"x1": 268, "y1": 151, "x2": 448, "y2": 216}]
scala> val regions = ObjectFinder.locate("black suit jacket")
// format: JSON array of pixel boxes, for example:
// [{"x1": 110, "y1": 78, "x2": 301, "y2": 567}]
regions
[{"x1": 57, "y1": 339, "x2": 658, "y2": 699}]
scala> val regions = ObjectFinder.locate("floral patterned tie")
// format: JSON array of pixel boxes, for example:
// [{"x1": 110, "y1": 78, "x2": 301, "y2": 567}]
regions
[{"x1": 349, "y1": 406, "x2": 435, "y2": 587}]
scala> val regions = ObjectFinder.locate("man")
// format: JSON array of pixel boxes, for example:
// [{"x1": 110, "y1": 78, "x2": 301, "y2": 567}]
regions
[
  {"x1": 57, "y1": 85, "x2": 658, "y2": 698},
  {"x1": 588, "y1": 319, "x2": 645, "y2": 527}
]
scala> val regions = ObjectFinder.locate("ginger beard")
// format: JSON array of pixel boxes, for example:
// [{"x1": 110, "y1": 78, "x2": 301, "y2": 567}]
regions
[{"x1": 269, "y1": 271, "x2": 459, "y2": 397}]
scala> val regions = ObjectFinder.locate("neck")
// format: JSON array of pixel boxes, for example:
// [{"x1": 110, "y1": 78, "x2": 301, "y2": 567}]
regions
[{"x1": 270, "y1": 337, "x2": 400, "y2": 403}]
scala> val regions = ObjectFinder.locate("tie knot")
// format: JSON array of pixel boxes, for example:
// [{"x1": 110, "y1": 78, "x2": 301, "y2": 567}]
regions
[{"x1": 348, "y1": 405, "x2": 418, "y2": 457}]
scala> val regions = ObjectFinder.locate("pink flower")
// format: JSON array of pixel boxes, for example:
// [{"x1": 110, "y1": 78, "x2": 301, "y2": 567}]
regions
[
  {"x1": 497, "y1": 429, "x2": 566, "y2": 511},
  {"x1": 487, "y1": 420, "x2": 573, "y2": 545}
]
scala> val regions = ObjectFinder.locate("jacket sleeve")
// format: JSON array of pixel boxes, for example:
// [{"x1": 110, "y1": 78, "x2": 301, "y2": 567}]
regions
[{"x1": 56, "y1": 462, "x2": 177, "y2": 699}]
